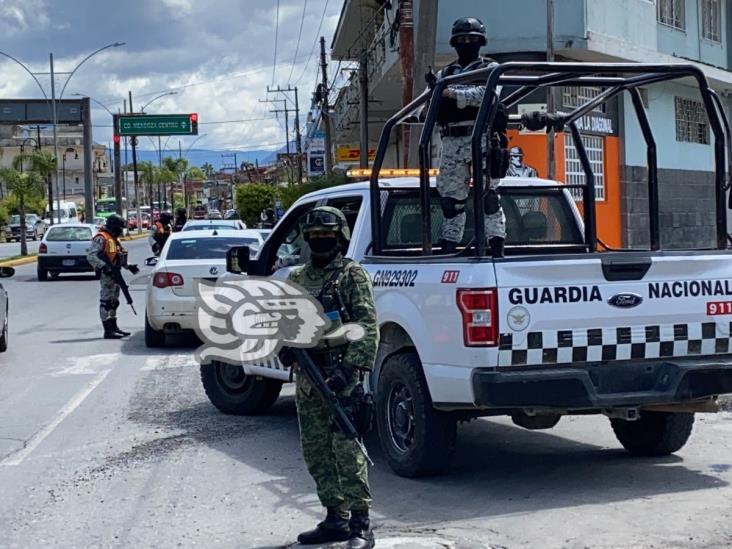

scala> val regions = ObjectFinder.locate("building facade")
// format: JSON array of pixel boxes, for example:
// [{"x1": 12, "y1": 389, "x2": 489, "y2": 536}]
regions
[{"x1": 329, "y1": 0, "x2": 732, "y2": 248}]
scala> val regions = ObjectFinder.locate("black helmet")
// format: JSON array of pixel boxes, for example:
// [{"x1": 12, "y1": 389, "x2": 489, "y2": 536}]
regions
[
  {"x1": 302, "y1": 206, "x2": 350, "y2": 242},
  {"x1": 105, "y1": 214, "x2": 125, "y2": 236},
  {"x1": 160, "y1": 211, "x2": 173, "y2": 223},
  {"x1": 450, "y1": 17, "x2": 487, "y2": 47}
]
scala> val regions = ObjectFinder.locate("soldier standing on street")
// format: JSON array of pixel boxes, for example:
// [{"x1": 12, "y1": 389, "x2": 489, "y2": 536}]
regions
[
  {"x1": 86, "y1": 214, "x2": 139, "y2": 339},
  {"x1": 148, "y1": 211, "x2": 173, "y2": 256},
  {"x1": 506, "y1": 146, "x2": 539, "y2": 177},
  {"x1": 278, "y1": 206, "x2": 379, "y2": 549},
  {"x1": 434, "y1": 17, "x2": 508, "y2": 257}
]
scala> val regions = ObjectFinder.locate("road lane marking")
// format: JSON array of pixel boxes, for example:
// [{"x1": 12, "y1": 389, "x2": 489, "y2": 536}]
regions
[
  {"x1": 51, "y1": 353, "x2": 119, "y2": 376},
  {"x1": 1, "y1": 370, "x2": 111, "y2": 466},
  {"x1": 140, "y1": 354, "x2": 194, "y2": 371}
]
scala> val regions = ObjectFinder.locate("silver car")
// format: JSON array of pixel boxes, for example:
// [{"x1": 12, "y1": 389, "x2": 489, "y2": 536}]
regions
[
  {"x1": 5, "y1": 214, "x2": 45, "y2": 242},
  {"x1": 0, "y1": 266, "x2": 16, "y2": 352}
]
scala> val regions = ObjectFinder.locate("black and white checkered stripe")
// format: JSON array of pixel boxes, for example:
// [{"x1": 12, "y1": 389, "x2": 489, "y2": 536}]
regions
[{"x1": 498, "y1": 321, "x2": 732, "y2": 367}]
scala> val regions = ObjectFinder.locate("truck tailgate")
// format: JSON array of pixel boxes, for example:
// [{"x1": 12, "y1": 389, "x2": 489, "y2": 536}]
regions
[{"x1": 495, "y1": 253, "x2": 732, "y2": 367}]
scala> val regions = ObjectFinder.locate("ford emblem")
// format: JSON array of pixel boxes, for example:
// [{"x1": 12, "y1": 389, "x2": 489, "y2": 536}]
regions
[
  {"x1": 608, "y1": 293, "x2": 643, "y2": 308},
  {"x1": 209, "y1": 266, "x2": 218, "y2": 275}
]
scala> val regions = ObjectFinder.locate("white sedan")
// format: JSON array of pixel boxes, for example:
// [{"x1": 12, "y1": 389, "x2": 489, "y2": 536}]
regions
[
  {"x1": 181, "y1": 219, "x2": 247, "y2": 231},
  {"x1": 37, "y1": 223, "x2": 99, "y2": 281},
  {"x1": 144, "y1": 229, "x2": 262, "y2": 347}
]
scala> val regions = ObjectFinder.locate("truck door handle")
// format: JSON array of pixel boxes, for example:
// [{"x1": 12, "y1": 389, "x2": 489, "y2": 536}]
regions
[{"x1": 601, "y1": 255, "x2": 652, "y2": 281}]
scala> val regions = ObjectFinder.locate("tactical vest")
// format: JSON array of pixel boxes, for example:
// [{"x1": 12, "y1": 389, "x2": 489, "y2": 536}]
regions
[
  {"x1": 95, "y1": 230, "x2": 125, "y2": 266},
  {"x1": 437, "y1": 57, "x2": 496, "y2": 127}
]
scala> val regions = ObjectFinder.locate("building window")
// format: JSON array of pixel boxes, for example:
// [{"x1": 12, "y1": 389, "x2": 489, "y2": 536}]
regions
[
  {"x1": 675, "y1": 96, "x2": 709, "y2": 144},
  {"x1": 564, "y1": 134, "x2": 605, "y2": 202},
  {"x1": 657, "y1": 0, "x2": 685, "y2": 30},
  {"x1": 562, "y1": 86, "x2": 605, "y2": 113},
  {"x1": 701, "y1": 0, "x2": 721, "y2": 42}
]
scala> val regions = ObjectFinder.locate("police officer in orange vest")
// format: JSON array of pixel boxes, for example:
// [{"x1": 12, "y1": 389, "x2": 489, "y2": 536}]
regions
[{"x1": 86, "y1": 214, "x2": 139, "y2": 339}]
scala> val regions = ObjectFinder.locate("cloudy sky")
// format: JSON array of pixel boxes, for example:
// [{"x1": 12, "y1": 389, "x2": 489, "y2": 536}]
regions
[{"x1": 0, "y1": 0, "x2": 344, "y2": 153}]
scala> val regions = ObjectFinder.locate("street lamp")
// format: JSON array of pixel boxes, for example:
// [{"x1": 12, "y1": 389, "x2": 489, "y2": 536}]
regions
[
  {"x1": 70, "y1": 93, "x2": 117, "y2": 116},
  {"x1": 140, "y1": 91, "x2": 177, "y2": 113}
]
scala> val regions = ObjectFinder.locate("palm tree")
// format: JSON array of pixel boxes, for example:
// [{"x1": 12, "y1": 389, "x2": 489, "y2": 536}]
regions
[
  {"x1": 138, "y1": 161, "x2": 157, "y2": 209},
  {"x1": 19, "y1": 151, "x2": 56, "y2": 223},
  {"x1": 163, "y1": 157, "x2": 188, "y2": 210},
  {"x1": 0, "y1": 168, "x2": 44, "y2": 256},
  {"x1": 201, "y1": 162, "x2": 214, "y2": 179}
]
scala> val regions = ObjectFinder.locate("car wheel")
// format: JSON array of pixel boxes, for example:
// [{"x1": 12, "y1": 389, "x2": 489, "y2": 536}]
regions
[
  {"x1": 144, "y1": 313, "x2": 166, "y2": 347},
  {"x1": 376, "y1": 351, "x2": 457, "y2": 477},
  {"x1": 37, "y1": 265, "x2": 48, "y2": 281},
  {"x1": 611, "y1": 411, "x2": 695, "y2": 457},
  {"x1": 200, "y1": 361, "x2": 282, "y2": 415},
  {"x1": 0, "y1": 302, "x2": 8, "y2": 352}
]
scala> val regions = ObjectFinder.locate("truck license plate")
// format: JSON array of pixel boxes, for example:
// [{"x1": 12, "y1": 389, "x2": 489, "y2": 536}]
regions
[{"x1": 62, "y1": 259, "x2": 76, "y2": 266}]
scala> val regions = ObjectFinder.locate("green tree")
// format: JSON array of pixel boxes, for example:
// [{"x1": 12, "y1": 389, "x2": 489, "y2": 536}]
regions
[
  {"x1": 21, "y1": 150, "x2": 56, "y2": 219},
  {"x1": 235, "y1": 183, "x2": 278, "y2": 227},
  {"x1": 138, "y1": 161, "x2": 157, "y2": 207},
  {"x1": 0, "y1": 168, "x2": 44, "y2": 255},
  {"x1": 279, "y1": 172, "x2": 348, "y2": 210},
  {"x1": 201, "y1": 162, "x2": 215, "y2": 179},
  {"x1": 187, "y1": 166, "x2": 204, "y2": 180}
]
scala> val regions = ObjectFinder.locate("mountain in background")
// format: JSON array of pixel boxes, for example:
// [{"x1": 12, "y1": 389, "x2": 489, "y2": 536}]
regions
[{"x1": 113, "y1": 148, "x2": 278, "y2": 170}]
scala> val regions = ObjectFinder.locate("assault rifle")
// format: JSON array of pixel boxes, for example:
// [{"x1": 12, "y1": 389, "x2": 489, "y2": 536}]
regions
[
  {"x1": 290, "y1": 347, "x2": 373, "y2": 465},
  {"x1": 109, "y1": 266, "x2": 137, "y2": 315}
]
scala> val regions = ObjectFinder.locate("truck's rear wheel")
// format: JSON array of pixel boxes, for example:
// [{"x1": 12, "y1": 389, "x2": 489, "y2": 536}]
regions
[
  {"x1": 376, "y1": 352, "x2": 457, "y2": 477},
  {"x1": 611, "y1": 411, "x2": 695, "y2": 456},
  {"x1": 200, "y1": 361, "x2": 282, "y2": 415}
]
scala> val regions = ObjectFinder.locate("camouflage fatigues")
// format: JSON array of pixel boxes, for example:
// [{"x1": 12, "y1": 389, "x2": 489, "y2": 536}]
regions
[
  {"x1": 436, "y1": 58, "x2": 506, "y2": 244},
  {"x1": 287, "y1": 253, "x2": 378, "y2": 512},
  {"x1": 86, "y1": 231, "x2": 125, "y2": 322}
]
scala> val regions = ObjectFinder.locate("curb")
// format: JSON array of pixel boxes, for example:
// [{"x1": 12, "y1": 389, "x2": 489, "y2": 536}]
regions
[
  {"x1": 0, "y1": 255, "x2": 39, "y2": 268},
  {"x1": 120, "y1": 232, "x2": 149, "y2": 242}
]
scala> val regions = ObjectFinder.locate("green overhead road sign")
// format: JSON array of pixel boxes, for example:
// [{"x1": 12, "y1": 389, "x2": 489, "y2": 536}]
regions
[{"x1": 117, "y1": 113, "x2": 198, "y2": 136}]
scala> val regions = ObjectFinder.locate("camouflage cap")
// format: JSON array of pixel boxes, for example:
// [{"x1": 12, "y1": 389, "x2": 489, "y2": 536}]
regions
[{"x1": 302, "y1": 206, "x2": 350, "y2": 241}]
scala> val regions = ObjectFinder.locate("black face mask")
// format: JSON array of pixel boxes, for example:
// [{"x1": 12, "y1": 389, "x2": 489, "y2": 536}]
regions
[
  {"x1": 308, "y1": 236, "x2": 338, "y2": 267},
  {"x1": 455, "y1": 44, "x2": 481, "y2": 66}
]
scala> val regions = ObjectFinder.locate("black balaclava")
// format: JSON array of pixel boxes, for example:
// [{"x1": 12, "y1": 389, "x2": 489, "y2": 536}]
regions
[
  {"x1": 455, "y1": 43, "x2": 481, "y2": 67},
  {"x1": 307, "y1": 234, "x2": 339, "y2": 268}
]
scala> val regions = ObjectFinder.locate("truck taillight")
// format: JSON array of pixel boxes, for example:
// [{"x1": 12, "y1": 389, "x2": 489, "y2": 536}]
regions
[
  {"x1": 39, "y1": 242, "x2": 47, "y2": 254},
  {"x1": 153, "y1": 272, "x2": 184, "y2": 288},
  {"x1": 457, "y1": 288, "x2": 498, "y2": 346}
]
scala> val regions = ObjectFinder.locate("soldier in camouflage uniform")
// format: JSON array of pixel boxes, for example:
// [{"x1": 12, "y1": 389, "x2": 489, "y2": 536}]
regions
[
  {"x1": 86, "y1": 214, "x2": 139, "y2": 339},
  {"x1": 278, "y1": 206, "x2": 378, "y2": 549},
  {"x1": 435, "y1": 17, "x2": 507, "y2": 257}
]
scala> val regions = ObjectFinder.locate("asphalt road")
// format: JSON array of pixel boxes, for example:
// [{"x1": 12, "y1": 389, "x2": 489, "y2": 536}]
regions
[
  {"x1": 0, "y1": 240, "x2": 731, "y2": 548},
  {"x1": 0, "y1": 239, "x2": 40, "y2": 259}
]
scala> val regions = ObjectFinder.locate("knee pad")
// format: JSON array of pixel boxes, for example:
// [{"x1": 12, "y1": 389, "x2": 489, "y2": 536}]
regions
[
  {"x1": 440, "y1": 197, "x2": 466, "y2": 219},
  {"x1": 483, "y1": 188, "x2": 501, "y2": 215},
  {"x1": 99, "y1": 299, "x2": 112, "y2": 311}
]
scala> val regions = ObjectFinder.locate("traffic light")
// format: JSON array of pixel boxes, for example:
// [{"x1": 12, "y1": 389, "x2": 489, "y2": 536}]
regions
[
  {"x1": 190, "y1": 113, "x2": 198, "y2": 135},
  {"x1": 113, "y1": 134, "x2": 120, "y2": 145}
]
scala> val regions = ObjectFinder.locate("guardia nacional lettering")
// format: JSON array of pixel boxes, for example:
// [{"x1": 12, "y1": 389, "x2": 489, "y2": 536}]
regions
[
  {"x1": 508, "y1": 285, "x2": 602, "y2": 305},
  {"x1": 648, "y1": 279, "x2": 732, "y2": 299}
]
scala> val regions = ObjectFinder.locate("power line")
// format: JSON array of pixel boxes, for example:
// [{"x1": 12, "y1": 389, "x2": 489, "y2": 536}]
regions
[
  {"x1": 293, "y1": 0, "x2": 330, "y2": 86},
  {"x1": 272, "y1": 0, "x2": 280, "y2": 87},
  {"x1": 287, "y1": 0, "x2": 309, "y2": 85}
]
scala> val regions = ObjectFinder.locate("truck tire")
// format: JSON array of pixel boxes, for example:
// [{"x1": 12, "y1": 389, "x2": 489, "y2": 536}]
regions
[
  {"x1": 611, "y1": 411, "x2": 695, "y2": 457},
  {"x1": 376, "y1": 352, "x2": 457, "y2": 477},
  {"x1": 37, "y1": 265, "x2": 48, "y2": 281},
  {"x1": 200, "y1": 361, "x2": 282, "y2": 415},
  {"x1": 144, "y1": 314, "x2": 166, "y2": 348}
]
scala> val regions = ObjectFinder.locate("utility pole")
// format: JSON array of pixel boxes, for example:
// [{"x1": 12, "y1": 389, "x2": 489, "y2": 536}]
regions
[
  {"x1": 267, "y1": 85, "x2": 303, "y2": 183},
  {"x1": 546, "y1": 0, "x2": 556, "y2": 179},
  {"x1": 358, "y1": 50, "x2": 369, "y2": 169},
  {"x1": 319, "y1": 36, "x2": 334, "y2": 175},
  {"x1": 113, "y1": 114, "x2": 122, "y2": 214},
  {"x1": 399, "y1": 0, "x2": 415, "y2": 168},
  {"x1": 263, "y1": 97, "x2": 293, "y2": 182},
  {"x1": 50, "y1": 53, "x2": 61, "y2": 224},
  {"x1": 128, "y1": 90, "x2": 142, "y2": 230},
  {"x1": 410, "y1": 0, "x2": 437, "y2": 168}
]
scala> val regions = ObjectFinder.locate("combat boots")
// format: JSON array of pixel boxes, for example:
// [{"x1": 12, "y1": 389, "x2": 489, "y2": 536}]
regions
[
  {"x1": 297, "y1": 506, "x2": 351, "y2": 545},
  {"x1": 110, "y1": 318, "x2": 130, "y2": 337},
  {"x1": 347, "y1": 510, "x2": 374, "y2": 549},
  {"x1": 103, "y1": 319, "x2": 124, "y2": 339}
]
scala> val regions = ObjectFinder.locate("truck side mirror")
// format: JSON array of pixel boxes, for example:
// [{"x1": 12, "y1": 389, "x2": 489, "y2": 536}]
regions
[{"x1": 226, "y1": 246, "x2": 251, "y2": 274}]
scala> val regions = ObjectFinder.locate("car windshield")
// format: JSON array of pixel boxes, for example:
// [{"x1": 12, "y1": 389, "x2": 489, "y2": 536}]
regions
[
  {"x1": 165, "y1": 237, "x2": 259, "y2": 260},
  {"x1": 10, "y1": 215, "x2": 20, "y2": 224},
  {"x1": 46, "y1": 227, "x2": 92, "y2": 241},
  {"x1": 96, "y1": 202, "x2": 116, "y2": 213}
]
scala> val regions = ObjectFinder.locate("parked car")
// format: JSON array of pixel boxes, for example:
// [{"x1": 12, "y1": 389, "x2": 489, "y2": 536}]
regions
[
  {"x1": 43, "y1": 201, "x2": 80, "y2": 225},
  {"x1": 5, "y1": 214, "x2": 45, "y2": 241},
  {"x1": 207, "y1": 209, "x2": 222, "y2": 220},
  {"x1": 0, "y1": 266, "x2": 15, "y2": 352},
  {"x1": 223, "y1": 209, "x2": 240, "y2": 220},
  {"x1": 37, "y1": 223, "x2": 99, "y2": 281},
  {"x1": 181, "y1": 219, "x2": 247, "y2": 231},
  {"x1": 92, "y1": 216, "x2": 106, "y2": 230},
  {"x1": 144, "y1": 229, "x2": 264, "y2": 347}
]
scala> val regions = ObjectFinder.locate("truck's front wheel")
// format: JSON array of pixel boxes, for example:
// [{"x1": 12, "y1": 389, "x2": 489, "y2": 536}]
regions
[
  {"x1": 376, "y1": 352, "x2": 457, "y2": 477},
  {"x1": 200, "y1": 361, "x2": 282, "y2": 416},
  {"x1": 611, "y1": 411, "x2": 695, "y2": 456}
]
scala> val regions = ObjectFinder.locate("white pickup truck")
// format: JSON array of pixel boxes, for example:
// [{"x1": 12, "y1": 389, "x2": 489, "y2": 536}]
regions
[
  {"x1": 200, "y1": 61, "x2": 732, "y2": 477},
  {"x1": 200, "y1": 174, "x2": 732, "y2": 476}
]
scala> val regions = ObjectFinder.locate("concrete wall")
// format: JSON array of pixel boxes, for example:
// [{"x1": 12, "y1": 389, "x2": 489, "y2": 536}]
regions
[
  {"x1": 621, "y1": 166, "x2": 717, "y2": 249},
  {"x1": 623, "y1": 81, "x2": 717, "y2": 171},
  {"x1": 585, "y1": 0, "x2": 658, "y2": 50}
]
